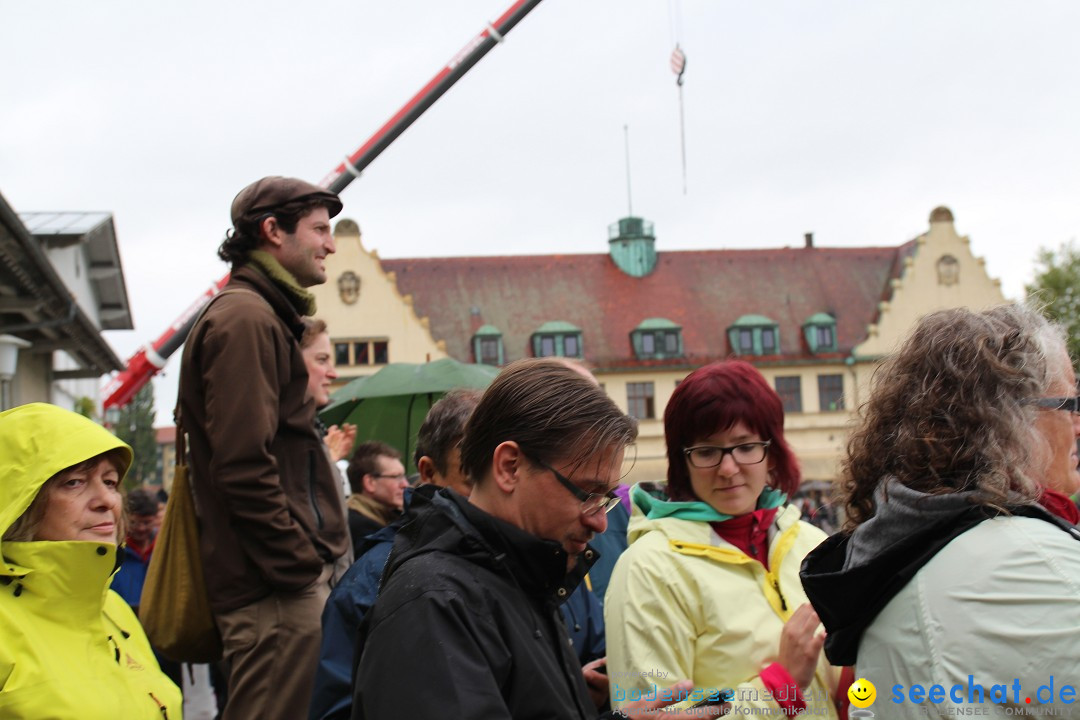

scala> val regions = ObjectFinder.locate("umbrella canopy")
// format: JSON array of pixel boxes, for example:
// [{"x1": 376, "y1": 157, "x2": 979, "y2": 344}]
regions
[{"x1": 318, "y1": 358, "x2": 499, "y2": 473}]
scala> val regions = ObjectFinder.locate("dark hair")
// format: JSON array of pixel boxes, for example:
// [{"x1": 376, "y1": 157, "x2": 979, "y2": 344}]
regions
[
  {"x1": 125, "y1": 487, "x2": 158, "y2": 517},
  {"x1": 664, "y1": 360, "x2": 800, "y2": 501},
  {"x1": 300, "y1": 317, "x2": 328, "y2": 350},
  {"x1": 460, "y1": 358, "x2": 637, "y2": 483},
  {"x1": 217, "y1": 197, "x2": 334, "y2": 265},
  {"x1": 414, "y1": 389, "x2": 483, "y2": 473},
  {"x1": 347, "y1": 441, "x2": 402, "y2": 495},
  {"x1": 841, "y1": 304, "x2": 1062, "y2": 530}
]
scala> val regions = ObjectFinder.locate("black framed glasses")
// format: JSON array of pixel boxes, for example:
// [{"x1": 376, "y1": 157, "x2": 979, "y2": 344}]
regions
[
  {"x1": 1032, "y1": 397, "x2": 1080, "y2": 416},
  {"x1": 527, "y1": 456, "x2": 621, "y2": 516},
  {"x1": 683, "y1": 441, "x2": 771, "y2": 469},
  {"x1": 371, "y1": 472, "x2": 408, "y2": 483}
]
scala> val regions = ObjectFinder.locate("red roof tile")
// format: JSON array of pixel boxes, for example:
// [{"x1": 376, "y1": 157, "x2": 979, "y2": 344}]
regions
[{"x1": 381, "y1": 241, "x2": 916, "y2": 370}]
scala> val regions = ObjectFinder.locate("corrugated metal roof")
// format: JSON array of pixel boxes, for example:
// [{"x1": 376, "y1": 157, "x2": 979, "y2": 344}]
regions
[
  {"x1": 18, "y1": 211, "x2": 111, "y2": 235},
  {"x1": 0, "y1": 195, "x2": 124, "y2": 373},
  {"x1": 17, "y1": 210, "x2": 132, "y2": 331}
]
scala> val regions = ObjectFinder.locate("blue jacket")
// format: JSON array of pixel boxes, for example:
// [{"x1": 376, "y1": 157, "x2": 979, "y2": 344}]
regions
[
  {"x1": 308, "y1": 487, "x2": 606, "y2": 720},
  {"x1": 109, "y1": 542, "x2": 151, "y2": 609},
  {"x1": 309, "y1": 524, "x2": 396, "y2": 720}
]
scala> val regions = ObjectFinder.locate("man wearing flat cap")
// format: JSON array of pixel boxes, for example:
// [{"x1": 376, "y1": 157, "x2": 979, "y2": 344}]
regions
[{"x1": 178, "y1": 176, "x2": 351, "y2": 719}]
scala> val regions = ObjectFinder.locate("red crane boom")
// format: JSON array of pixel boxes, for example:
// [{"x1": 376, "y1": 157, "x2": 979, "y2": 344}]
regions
[{"x1": 104, "y1": 0, "x2": 543, "y2": 410}]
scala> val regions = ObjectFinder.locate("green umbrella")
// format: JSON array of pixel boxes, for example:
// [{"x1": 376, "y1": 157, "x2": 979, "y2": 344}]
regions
[{"x1": 319, "y1": 358, "x2": 499, "y2": 473}]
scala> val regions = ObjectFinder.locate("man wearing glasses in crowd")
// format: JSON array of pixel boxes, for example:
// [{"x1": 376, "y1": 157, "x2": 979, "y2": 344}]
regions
[
  {"x1": 345, "y1": 441, "x2": 409, "y2": 557},
  {"x1": 351, "y1": 358, "x2": 692, "y2": 720}
]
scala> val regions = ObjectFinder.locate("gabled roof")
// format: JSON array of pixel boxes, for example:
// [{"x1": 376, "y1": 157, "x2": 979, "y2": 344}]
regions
[{"x1": 381, "y1": 241, "x2": 917, "y2": 370}]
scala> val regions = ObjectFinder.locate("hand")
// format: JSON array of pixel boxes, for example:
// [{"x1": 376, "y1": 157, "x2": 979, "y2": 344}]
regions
[
  {"x1": 617, "y1": 680, "x2": 726, "y2": 718},
  {"x1": 325, "y1": 423, "x2": 357, "y2": 462},
  {"x1": 582, "y1": 657, "x2": 609, "y2": 710},
  {"x1": 777, "y1": 603, "x2": 826, "y2": 690}
]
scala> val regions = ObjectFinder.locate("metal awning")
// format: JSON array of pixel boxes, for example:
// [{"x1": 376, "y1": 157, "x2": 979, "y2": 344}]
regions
[
  {"x1": 19, "y1": 211, "x2": 133, "y2": 330},
  {"x1": 0, "y1": 194, "x2": 124, "y2": 377}
]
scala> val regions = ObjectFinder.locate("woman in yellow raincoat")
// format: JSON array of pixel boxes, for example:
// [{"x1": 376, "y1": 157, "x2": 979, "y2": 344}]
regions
[
  {"x1": 605, "y1": 361, "x2": 841, "y2": 716},
  {"x1": 0, "y1": 402, "x2": 182, "y2": 718}
]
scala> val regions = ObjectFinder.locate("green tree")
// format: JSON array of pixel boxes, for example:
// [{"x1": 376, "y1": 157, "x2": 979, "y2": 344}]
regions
[
  {"x1": 113, "y1": 384, "x2": 159, "y2": 490},
  {"x1": 73, "y1": 396, "x2": 97, "y2": 420},
  {"x1": 1027, "y1": 242, "x2": 1080, "y2": 371}
]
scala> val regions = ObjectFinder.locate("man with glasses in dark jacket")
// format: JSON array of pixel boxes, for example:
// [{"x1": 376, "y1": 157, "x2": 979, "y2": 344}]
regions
[{"x1": 351, "y1": 359, "x2": 692, "y2": 720}]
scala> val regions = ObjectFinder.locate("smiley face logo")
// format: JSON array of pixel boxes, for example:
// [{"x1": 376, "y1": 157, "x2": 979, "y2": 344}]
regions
[{"x1": 848, "y1": 678, "x2": 877, "y2": 708}]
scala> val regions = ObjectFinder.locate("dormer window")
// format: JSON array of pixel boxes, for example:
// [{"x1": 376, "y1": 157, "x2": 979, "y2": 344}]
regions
[
  {"x1": 631, "y1": 318, "x2": 683, "y2": 360},
  {"x1": 472, "y1": 325, "x2": 504, "y2": 366},
  {"x1": 761, "y1": 327, "x2": 777, "y2": 353},
  {"x1": 803, "y1": 313, "x2": 838, "y2": 354},
  {"x1": 727, "y1": 315, "x2": 780, "y2": 356},
  {"x1": 531, "y1": 321, "x2": 583, "y2": 359}
]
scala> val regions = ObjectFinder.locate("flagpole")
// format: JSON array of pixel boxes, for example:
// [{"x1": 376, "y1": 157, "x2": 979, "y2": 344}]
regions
[{"x1": 671, "y1": 44, "x2": 688, "y2": 195}]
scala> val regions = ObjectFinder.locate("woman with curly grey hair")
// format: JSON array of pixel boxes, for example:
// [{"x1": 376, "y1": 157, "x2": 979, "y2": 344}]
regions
[{"x1": 801, "y1": 304, "x2": 1080, "y2": 719}]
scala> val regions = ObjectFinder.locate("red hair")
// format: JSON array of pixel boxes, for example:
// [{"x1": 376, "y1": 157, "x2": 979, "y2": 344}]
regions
[{"x1": 664, "y1": 360, "x2": 800, "y2": 501}]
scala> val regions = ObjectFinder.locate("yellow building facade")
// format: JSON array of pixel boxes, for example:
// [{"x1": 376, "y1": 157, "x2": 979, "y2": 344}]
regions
[{"x1": 312, "y1": 207, "x2": 1005, "y2": 486}]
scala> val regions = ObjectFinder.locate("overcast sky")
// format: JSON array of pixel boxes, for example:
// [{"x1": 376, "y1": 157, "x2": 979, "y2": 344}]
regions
[{"x1": 3, "y1": 0, "x2": 1078, "y2": 422}]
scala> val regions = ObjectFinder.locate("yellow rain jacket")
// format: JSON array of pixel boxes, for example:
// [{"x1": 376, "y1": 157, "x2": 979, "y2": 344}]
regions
[
  {"x1": 605, "y1": 489, "x2": 840, "y2": 716},
  {"x1": 0, "y1": 403, "x2": 183, "y2": 719}
]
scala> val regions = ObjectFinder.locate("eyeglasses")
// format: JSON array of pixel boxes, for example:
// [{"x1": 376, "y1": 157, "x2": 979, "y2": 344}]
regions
[
  {"x1": 684, "y1": 441, "x2": 771, "y2": 469},
  {"x1": 371, "y1": 472, "x2": 408, "y2": 483},
  {"x1": 527, "y1": 455, "x2": 622, "y2": 516},
  {"x1": 1032, "y1": 397, "x2": 1080, "y2": 416}
]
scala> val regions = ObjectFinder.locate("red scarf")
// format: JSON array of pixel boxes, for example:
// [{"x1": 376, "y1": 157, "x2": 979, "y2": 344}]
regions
[
  {"x1": 1038, "y1": 487, "x2": 1080, "y2": 525},
  {"x1": 124, "y1": 536, "x2": 156, "y2": 563},
  {"x1": 710, "y1": 507, "x2": 779, "y2": 569}
]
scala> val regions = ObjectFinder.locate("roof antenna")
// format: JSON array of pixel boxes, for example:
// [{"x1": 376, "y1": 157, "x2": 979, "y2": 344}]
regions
[{"x1": 624, "y1": 123, "x2": 633, "y2": 216}]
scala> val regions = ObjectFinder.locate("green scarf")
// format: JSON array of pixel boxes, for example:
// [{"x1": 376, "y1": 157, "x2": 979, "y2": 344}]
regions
[
  {"x1": 632, "y1": 483, "x2": 787, "y2": 523},
  {"x1": 246, "y1": 250, "x2": 317, "y2": 316}
]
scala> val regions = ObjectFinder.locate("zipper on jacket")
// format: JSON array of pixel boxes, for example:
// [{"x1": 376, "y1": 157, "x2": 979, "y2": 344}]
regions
[
  {"x1": 308, "y1": 449, "x2": 324, "y2": 529},
  {"x1": 768, "y1": 574, "x2": 788, "y2": 613},
  {"x1": 107, "y1": 635, "x2": 120, "y2": 663},
  {"x1": 149, "y1": 692, "x2": 169, "y2": 718}
]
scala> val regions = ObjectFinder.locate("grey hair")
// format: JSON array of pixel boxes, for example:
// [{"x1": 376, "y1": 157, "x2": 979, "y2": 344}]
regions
[{"x1": 842, "y1": 303, "x2": 1068, "y2": 528}]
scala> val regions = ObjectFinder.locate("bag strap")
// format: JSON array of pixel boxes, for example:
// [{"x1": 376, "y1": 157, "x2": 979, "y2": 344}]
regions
[{"x1": 173, "y1": 287, "x2": 268, "y2": 467}]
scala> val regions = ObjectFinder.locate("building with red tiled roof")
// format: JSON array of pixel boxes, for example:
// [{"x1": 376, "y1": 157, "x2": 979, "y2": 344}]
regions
[
  {"x1": 380, "y1": 241, "x2": 917, "y2": 371},
  {"x1": 312, "y1": 206, "x2": 1005, "y2": 484}
]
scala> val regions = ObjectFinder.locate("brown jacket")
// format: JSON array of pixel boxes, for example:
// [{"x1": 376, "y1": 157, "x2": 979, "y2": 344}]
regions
[{"x1": 178, "y1": 264, "x2": 349, "y2": 613}]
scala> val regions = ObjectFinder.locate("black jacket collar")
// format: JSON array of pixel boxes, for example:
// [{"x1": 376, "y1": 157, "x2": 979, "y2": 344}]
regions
[{"x1": 389, "y1": 488, "x2": 594, "y2": 605}]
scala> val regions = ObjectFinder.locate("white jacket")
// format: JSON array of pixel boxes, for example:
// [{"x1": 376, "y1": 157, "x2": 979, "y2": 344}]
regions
[{"x1": 857, "y1": 515, "x2": 1080, "y2": 719}]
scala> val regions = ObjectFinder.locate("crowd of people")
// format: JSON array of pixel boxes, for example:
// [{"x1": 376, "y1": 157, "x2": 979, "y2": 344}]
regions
[{"x1": 3, "y1": 176, "x2": 1079, "y2": 719}]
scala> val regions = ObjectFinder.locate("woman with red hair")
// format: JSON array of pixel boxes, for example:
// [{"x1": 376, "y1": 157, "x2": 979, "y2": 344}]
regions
[{"x1": 605, "y1": 360, "x2": 840, "y2": 717}]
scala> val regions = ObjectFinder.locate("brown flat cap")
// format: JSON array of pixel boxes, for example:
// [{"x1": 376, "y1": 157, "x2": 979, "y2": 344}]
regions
[{"x1": 231, "y1": 176, "x2": 343, "y2": 226}]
